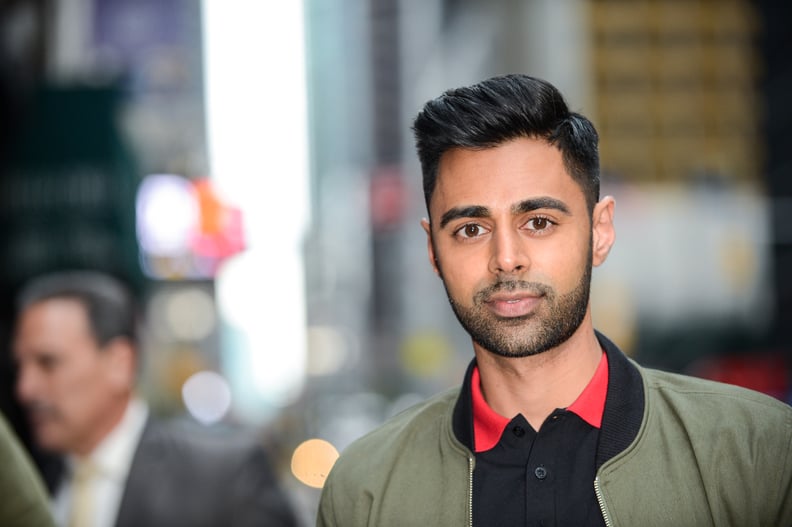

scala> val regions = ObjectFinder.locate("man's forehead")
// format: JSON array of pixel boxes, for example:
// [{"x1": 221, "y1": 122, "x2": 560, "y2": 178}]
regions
[
  {"x1": 435, "y1": 139, "x2": 571, "y2": 185},
  {"x1": 22, "y1": 297, "x2": 89, "y2": 321},
  {"x1": 16, "y1": 299, "x2": 94, "y2": 344},
  {"x1": 430, "y1": 144, "x2": 584, "y2": 219}
]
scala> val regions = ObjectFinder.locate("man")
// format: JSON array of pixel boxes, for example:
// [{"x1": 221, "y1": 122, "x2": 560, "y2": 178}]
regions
[
  {"x1": 13, "y1": 271, "x2": 298, "y2": 527},
  {"x1": 317, "y1": 74, "x2": 792, "y2": 526}
]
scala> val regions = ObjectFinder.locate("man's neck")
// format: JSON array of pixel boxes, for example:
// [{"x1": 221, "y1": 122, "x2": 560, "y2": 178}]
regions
[
  {"x1": 473, "y1": 320, "x2": 602, "y2": 431},
  {"x1": 73, "y1": 394, "x2": 133, "y2": 458}
]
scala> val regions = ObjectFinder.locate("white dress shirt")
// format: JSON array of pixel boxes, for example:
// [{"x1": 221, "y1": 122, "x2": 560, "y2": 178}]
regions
[{"x1": 52, "y1": 398, "x2": 149, "y2": 527}]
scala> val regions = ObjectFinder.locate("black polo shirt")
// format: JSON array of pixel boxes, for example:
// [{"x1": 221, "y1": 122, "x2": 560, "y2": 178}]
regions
[{"x1": 465, "y1": 355, "x2": 608, "y2": 527}]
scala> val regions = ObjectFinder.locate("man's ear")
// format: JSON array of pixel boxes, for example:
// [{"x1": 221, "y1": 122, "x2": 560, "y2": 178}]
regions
[
  {"x1": 592, "y1": 196, "x2": 616, "y2": 267},
  {"x1": 421, "y1": 218, "x2": 440, "y2": 276},
  {"x1": 102, "y1": 337, "x2": 136, "y2": 392}
]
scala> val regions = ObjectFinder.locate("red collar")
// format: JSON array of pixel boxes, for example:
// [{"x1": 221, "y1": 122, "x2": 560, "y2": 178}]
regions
[{"x1": 472, "y1": 351, "x2": 609, "y2": 452}]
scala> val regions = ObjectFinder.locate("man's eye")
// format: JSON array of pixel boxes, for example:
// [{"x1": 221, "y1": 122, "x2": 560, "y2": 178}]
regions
[
  {"x1": 38, "y1": 355, "x2": 59, "y2": 372},
  {"x1": 526, "y1": 217, "x2": 555, "y2": 231},
  {"x1": 456, "y1": 224, "x2": 485, "y2": 238}
]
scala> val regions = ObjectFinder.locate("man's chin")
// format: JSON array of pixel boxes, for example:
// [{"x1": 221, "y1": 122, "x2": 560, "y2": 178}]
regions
[
  {"x1": 33, "y1": 428, "x2": 69, "y2": 453},
  {"x1": 479, "y1": 343, "x2": 552, "y2": 359}
]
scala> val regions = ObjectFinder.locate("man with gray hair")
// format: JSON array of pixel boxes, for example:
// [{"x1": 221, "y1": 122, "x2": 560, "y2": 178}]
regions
[{"x1": 13, "y1": 270, "x2": 298, "y2": 527}]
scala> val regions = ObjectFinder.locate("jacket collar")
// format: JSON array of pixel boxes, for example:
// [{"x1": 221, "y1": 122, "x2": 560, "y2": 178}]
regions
[
  {"x1": 452, "y1": 331, "x2": 645, "y2": 469},
  {"x1": 595, "y1": 331, "x2": 645, "y2": 470}
]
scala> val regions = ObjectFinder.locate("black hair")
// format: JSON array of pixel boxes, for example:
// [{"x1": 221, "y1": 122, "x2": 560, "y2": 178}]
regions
[
  {"x1": 412, "y1": 74, "x2": 600, "y2": 216},
  {"x1": 16, "y1": 270, "x2": 138, "y2": 349}
]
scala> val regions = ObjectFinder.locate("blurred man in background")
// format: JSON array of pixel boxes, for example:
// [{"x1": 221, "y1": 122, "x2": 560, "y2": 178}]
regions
[
  {"x1": 13, "y1": 270, "x2": 298, "y2": 527},
  {"x1": 317, "y1": 74, "x2": 792, "y2": 526}
]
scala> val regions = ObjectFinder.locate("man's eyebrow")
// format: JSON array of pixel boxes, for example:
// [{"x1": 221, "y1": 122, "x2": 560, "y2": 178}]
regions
[
  {"x1": 439, "y1": 205, "x2": 490, "y2": 229},
  {"x1": 437, "y1": 197, "x2": 572, "y2": 229},
  {"x1": 512, "y1": 197, "x2": 571, "y2": 215}
]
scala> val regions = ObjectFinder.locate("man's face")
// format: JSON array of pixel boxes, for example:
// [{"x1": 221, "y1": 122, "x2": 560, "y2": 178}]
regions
[
  {"x1": 14, "y1": 298, "x2": 130, "y2": 455},
  {"x1": 423, "y1": 137, "x2": 611, "y2": 358}
]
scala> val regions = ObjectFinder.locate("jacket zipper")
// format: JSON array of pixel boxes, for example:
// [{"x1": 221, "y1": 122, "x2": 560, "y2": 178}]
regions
[
  {"x1": 594, "y1": 477, "x2": 613, "y2": 527},
  {"x1": 468, "y1": 455, "x2": 474, "y2": 527}
]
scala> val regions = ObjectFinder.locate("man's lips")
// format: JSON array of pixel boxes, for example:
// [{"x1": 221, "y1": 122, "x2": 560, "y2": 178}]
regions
[
  {"x1": 484, "y1": 293, "x2": 542, "y2": 318},
  {"x1": 25, "y1": 404, "x2": 59, "y2": 426}
]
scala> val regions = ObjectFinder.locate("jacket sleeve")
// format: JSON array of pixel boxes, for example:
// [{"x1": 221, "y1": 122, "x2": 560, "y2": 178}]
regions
[
  {"x1": 316, "y1": 477, "x2": 336, "y2": 527},
  {"x1": 316, "y1": 457, "x2": 369, "y2": 527},
  {"x1": 772, "y1": 409, "x2": 792, "y2": 526},
  {"x1": 0, "y1": 412, "x2": 55, "y2": 527}
]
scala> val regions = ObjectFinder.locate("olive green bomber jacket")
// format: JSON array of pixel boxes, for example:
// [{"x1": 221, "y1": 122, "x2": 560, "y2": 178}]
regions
[
  {"x1": 0, "y1": 412, "x2": 55, "y2": 527},
  {"x1": 317, "y1": 334, "x2": 792, "y2": 527}
]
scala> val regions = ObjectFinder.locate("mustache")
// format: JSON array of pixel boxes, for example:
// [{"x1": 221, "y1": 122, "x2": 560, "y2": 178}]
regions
[
  {"x1": 23, "y1": 400, "x2": 61, "y2": 420},
  {"x1": 474, "y1": 280, "x2": 552, "y2": 303}
]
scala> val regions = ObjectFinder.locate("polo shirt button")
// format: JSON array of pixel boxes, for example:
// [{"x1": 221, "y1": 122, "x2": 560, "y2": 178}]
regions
[
  {"x1": 512, "y1": 426, "x2": 525, "y2": 437},
  {"x1": 534, "y1": 466, "x2": 548, "y2": 480}
]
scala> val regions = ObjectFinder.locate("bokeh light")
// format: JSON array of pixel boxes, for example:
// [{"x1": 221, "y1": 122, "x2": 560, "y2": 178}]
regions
[
  {"x1": 181, "y1": 370, "x2": 232, "y2": 425},
  {"x1": 290, "y1": 438, "x2": 339, "y2": 489},
  {"x1": 400, "y1": 331, "x2": 453, "y2": 379},
  {"x1": 148, "y1": 286, "x2": 217, "y2": 342},
  {"x1": 165, "y1": 287, "x2": 216, "y2": 341},
  {"x1": 136, "y1": 174, "x2": 198, "y2": 257},
  {"x1": 306, "y1": 325, "x2": 351, "y2": 376}
]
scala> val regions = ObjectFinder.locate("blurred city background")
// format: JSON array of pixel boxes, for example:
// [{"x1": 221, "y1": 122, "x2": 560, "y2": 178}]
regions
[{"x1": 0, "y1": 0, "x2": 790, "y2": 524}]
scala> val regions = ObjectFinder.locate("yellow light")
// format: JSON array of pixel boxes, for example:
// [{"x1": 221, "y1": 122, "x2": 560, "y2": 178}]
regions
[
  {"x1": 290, "y1": 439, "x2": 340, "y2": 489},
  {"x1": 400, "y1": 331, "x2": 452, "y2": 378}
]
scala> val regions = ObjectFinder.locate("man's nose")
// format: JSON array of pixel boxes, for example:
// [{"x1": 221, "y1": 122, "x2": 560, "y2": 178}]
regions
[{"x1": 488, "y1": 228, "x2": 530, "y2": 275}]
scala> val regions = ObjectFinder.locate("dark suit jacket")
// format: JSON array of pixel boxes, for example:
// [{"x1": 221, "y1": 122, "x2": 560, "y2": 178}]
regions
[{"x1": 111, "y1": 418, "x2": 298, "y2": 527}]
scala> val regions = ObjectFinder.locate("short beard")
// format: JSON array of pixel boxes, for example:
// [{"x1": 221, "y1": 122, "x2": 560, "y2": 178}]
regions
[{"x1": 438, "y1": 249, "x2": 592, "y2": 359}]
